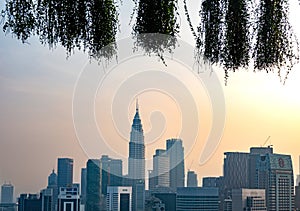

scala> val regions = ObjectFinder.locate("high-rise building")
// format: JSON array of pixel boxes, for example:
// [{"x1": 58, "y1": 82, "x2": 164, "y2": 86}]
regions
[
  {"x1": 187, "y1": 170, "x2": 198, "y2": 187},
  {"x1": 202, "y1": 177, "x2": 219, "y2": 188},
  {"x1": 100, "y1": 155, "x2": 123, "y2": 195},
  {"x1": 166, "y1": 139, "x2": 185, "y2": 190},
  {"x1": 41, "y1": 188, "x2": 53, "y2": 211},
  {"x1": 176, "y1": 187, "x2": 219, "y2": 211},
  {"x1": 295, "y1": 185, "x2": 300, "y2": 210},
  {"x1": 128, "y1": 100, "x2": 145, "y2": 211},
  {"x1": 150, "y1": 149, "x2": 170, "y2": 190},
  {"x1": 231, "y1": 189, "x2": 267, "y2": 211},
  {"x1": 86, "y1": 159, "x2": 101, "y2": 211},
  {"x1": 255, "y1": 153, "x2": 294, "y2": 211},
  {"x1": 1, "y1": 183, "x2": 14, "y2": 203},
  {"x1": 220, "y1": 147, "x2": 295, "y2": 211},
  {"x1": 80, "y1": 168, "x2": 87, "y2": 205},
  {"x1": 18, "y1": 193, "x2": 41, "y2": 211},
  {"x1": 57, "y1": 186, "x2": 80, "y2": 211},
  {"x1": 47, "y1": 170, "x2": 58, "y2": 211},
  {"x1": 107, "y1": 186, "x2": 132, "y2": 211},
  {"x1": 57, "y1": 158, "x2": 73, "y2": 190}
]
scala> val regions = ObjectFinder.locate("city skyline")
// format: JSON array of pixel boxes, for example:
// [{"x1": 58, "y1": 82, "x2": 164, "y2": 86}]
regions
[{"x1": 0, "y1": 0, "x2": 300, "y2": 201}]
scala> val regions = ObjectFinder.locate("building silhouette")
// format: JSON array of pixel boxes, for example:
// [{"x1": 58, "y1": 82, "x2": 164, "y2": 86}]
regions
[
  {"x1": 80, "y1": 168, "x2": 87, "y2": 206},
  {"x1": 100, "y1": 155, "x2": 123, "y2": 196},
  {"x1": 150, "y1": 149, "x2": 170, "y2": 190},
  {"x1": 57, "y1": 158, "x2": 73, "y2": 189},
  {"x1": 1, "y1": 183, "x2": 14, "y2": 203},
  {"x1": 57, "y1": 185, "x2": 80, "y2": 211},
  {"x1": 176, "y1": 187, "x2": 219, "y2": 211},
  {"x1": 85, "y1": 159, "x2": 102, "y2": 211},
  {"x1": 220, "y1": 146, "x2": 294, "y2": 211},
  {"x1": 128, "y1": 100, "x2": 145, "y2": 211},
  {"x1": 187, "y1": 171, "x2": 198, "y2": 187},
  {"x1": 231, "y1": 189, "x2": 267, "y2": 211},
  {"x1": 47, "y1": 170, "x2": 57, "y2": 211},
  {"x1": 166, "y1": 139, "x2": 185, "y2": 191},
  {"x1": 107, "y1": 186, "x2": 132, "y2": 211}
]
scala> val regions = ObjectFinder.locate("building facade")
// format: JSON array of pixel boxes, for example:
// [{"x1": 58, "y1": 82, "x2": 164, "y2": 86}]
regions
[
  {"x1": 166, "y1": 139, "x2": 185, "y2": 191},
  {"x1": 1, "y1": 183, "x2": 14, "y2": 203},
  {"x1": 128, "y1": 101, "x2": 145, "y2": 211},
  {"x1": 231, "y1": 189, "x2": 267, "y2": 211},
  {"x1": 100, "y1": 155, "x2": 123, "y2": 195},
  {"x1": 86, "y1": 159, "x2": 102, "y2": 211},
  {"x1": 176, "y1": 187, "x2": 219, "y2": 211},
  {"x1": 58, "y1": 186, "x2": 80, "y2": 211},
  {"x1": 187, "y1": 170, "x2": 198, "y2": 187},
  {"x1": 255, "y1": 153, "x2": 294, "y2": 211},
  {"x1": 151, "y1": 149, "x2": 170, "y2": 189},
  {"x1": 107, "y1": 186, "x2": 132, "y2": 211},
  {"x1": 57, "y1": 158, "x2": 73, "y2": 190}
]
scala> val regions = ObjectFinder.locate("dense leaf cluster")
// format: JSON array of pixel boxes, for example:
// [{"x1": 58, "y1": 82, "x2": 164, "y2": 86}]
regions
[
  {"x1": 132, "y1": 0, "x2": 179, "y2": 62},
  {"x1": 1, "y1": 0, "x2": 299, "y2": 80},
  {"x1": 185, "y1": 0, "x2": 298, "y2": 81},
  {"x1": 2, "y1": 0, "x2": 118, "y2": 59}
]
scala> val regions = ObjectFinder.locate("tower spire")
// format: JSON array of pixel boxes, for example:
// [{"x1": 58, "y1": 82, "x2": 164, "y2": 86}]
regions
[{"x1": 136, "y1": 98, "x2": 139, "y2": 112}]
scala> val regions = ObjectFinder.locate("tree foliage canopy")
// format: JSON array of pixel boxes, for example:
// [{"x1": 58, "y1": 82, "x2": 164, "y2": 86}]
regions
[{"x1": 1, "y1": 0, "x2": 299, "y2": 81}]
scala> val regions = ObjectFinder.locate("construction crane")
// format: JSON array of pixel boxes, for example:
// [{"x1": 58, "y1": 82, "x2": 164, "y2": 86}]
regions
[{"x1": 262, "y1": 136, "x2": 272, "y2": 147}]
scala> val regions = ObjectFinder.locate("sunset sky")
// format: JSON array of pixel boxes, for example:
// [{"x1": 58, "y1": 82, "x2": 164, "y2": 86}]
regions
[{"x1": 0, "y1": 0, "x2": 300, "y2": 199}]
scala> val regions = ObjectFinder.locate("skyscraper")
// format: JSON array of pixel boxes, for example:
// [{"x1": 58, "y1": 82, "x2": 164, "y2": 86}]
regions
[
  {"x1": 86, "y1": 159, "x2": 101, "y2": 211},
  {"x1": 166, "y1": 138, "x2": 185, "y2": 190},
  {"x1": 1, "y1": 183, "x2": 14, "y2": 203},
  {"x1": 255, "y1": 153, "x2": 294, "y2": 211},
  {"x1": 150, "y1": 149, "x2": 170, "y2": 189},
  {"x1": 128, "y1": 100, "x2": 145, "y2": 211},
  {"x1": 80, "y1": 168, "x2": 87, "y2": 206},
  {"x1": 187, "y1": 170, "x2": 198, "y2": 187},
  {"x1": 47, "y1": 170, "x2": 57, "y2": 211},
  {"x1": 57, "y1": 158, "x2": 73, "y2": 190},
  {"x1": 100, "y1": 155, "x2": 123, "y2": 195}
]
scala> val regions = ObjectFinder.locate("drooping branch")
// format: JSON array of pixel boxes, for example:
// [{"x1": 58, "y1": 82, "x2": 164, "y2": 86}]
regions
[{"x1": 253, "y1": 0, "x2": 299, "y2": 81}]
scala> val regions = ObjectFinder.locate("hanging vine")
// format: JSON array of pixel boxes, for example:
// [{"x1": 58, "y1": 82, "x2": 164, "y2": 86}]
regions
[
  {"x1": 253, "y1": 0, "x2": 299, "y2": 81},
  {"x1": 222, "y1": 0, "x2": 250, "y2": 71},
  {"x1": 2, "y1": 0, "x2": 36, "y2": 42},
  {"x1": 2, "y1": 0, "x2": 119, "y2": 60},
  {"x1": 200, "y1": 0, "x2": 224, "y2": 65},
  {"x1": 132, "y1": 0, "x2": 179, "y2": 63}
]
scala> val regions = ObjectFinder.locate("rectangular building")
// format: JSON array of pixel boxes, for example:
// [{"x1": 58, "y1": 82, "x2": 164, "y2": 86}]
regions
[
  {"x1": 176, "y1": 187, "x2": 219, "y2": 211},
  {"x1": 107, "y1": 186, "x2": 132, "y2": 211}
]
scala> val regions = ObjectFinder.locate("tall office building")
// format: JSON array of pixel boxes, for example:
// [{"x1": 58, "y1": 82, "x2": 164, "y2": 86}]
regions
[
  {"x1": 57, "y1": 158, "x2": 73, "y2": 190},
  {"x1": 255, "y1": 153, "x2": 294, "y2": 211},
  {"x1": 187, "y1": 170, "x2": 198, "y2": 187},
  {"x1": 150, "y1": 149, "x2": 170, "y2": 189},
  {"x1": 128, "y1": 100, "x2": 145, "y2": 211},
  {"x1": 86, "y1": 159, "x2": 101, "y2": 211},
  {"x1": 41, "y1": 188, "x2": 53, "y2": 211},
  {"x1": 47, "y1": 170, "x2": 58, "y2": 211},
  {"x1": 80, "y1": 168, "x2": 87, "y2": 205},
  {"x1": 166, "y1": 138, "x2": 185, "y2": 190},
  {"x1": 1, "y1": 183, "x2": 14, "y2": 203},
  {"x1": 107, "y1": 186, "x2": 132, "y2": 211},
  {"x1": 100, "y1": 155, "x2": 123, "y2": 195}
]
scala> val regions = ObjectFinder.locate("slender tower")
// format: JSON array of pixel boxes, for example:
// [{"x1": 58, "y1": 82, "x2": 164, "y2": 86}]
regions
[
  {"x1": 128, "y1": 99, "x2": 145, "y2": 211},
  {"x1": 128, "y1": 99, "x2": 145, "y2": 180}
]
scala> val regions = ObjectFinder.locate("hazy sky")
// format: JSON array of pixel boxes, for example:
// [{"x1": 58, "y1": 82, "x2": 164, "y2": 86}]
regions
[{"x1": 0, "y1": 0, "x2": 300, "y2": 199}]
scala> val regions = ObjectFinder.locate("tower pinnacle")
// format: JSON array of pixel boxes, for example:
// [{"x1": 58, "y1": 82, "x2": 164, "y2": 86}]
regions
[{"x1": 136, "y1": 98, "x2": 139, "y2": 112}]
